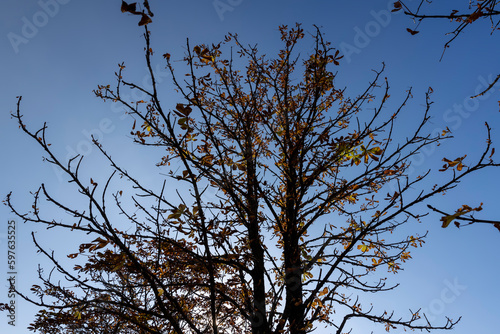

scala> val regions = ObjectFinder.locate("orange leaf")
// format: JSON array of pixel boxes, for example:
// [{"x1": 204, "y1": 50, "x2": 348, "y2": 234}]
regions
[{"x1": 318, "y1": 287, "x2": 329, "y2": 297}]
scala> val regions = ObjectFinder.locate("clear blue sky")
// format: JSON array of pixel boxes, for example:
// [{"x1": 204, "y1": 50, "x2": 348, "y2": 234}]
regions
[{"x1": 1, "y1": 1, "x2": 499, "y2": 333}]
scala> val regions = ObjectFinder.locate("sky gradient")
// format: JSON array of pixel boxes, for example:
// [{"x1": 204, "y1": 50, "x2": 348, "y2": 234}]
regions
[{"x1": 1, "y1": 1, "x2": 499, "y2": 333}]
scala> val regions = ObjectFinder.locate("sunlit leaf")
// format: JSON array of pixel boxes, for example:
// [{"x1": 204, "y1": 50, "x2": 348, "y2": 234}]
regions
[{"x1": 357, "y1": 244, "x2": 369, "y2": 252}]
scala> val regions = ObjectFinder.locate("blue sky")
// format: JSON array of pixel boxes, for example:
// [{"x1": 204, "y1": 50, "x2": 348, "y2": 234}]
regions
[{"x1": 1, "y1": 0, "x2": 499, "y2": 333}]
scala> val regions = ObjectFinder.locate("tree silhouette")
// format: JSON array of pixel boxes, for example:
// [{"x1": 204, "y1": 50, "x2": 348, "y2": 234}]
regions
[{"x1": 3, "y1": 14, "x2": 499, "y2": 334}]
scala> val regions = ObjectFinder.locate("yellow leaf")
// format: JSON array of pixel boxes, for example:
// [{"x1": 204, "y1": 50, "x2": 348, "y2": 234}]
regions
[{"x1": 357, "y1": 244, "x2": 369, "y2": 252}]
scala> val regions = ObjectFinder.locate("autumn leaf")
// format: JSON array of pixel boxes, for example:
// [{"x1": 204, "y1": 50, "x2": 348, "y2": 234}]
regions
[
  {"x1": 121, "y1": 1, "x2": 137, "y2": 13},
  {"x1": 318, "y1": 287, "x2": 329, "y2": 297},
  {"x1": 121, "y1": 1, "x2": 152, "y2": 26},
  {"x1": 385, "y1": 191, "x2": 399, "y2": 202},
  {"x1": 302, "y1": 271, "x2": 314, "y2": 281},
  {"x1": 442, "y1": 127, "x2": 452, "y2": 136},
  {"x1": 494, "y1": 223, "x2": 500, "y2": 233},
  {"x1": 392, "y1": 1, "x2": 402, "y2": 12},
  {"x1": 168, "y1": 211, "x2": 182, "y2": 220},
  {"x1": 92, "y1": 237, "x2": 109, "y2": 250},
  {"x1": 406, "y1": 28, "x2": 420, "y2": 35},
  {"x1": 178, "y1": 117, "x2": 190, "y2": 130},
  {"x1": 138, "y1": 13, "x2": 152, "y2": 26},
  {"x1": 168, "y1": 204, "x2": 186, "y2": 220},
  {"x1": 441, "y1": 213, "x2": 460, "y2": 228},
  {"x1": 357, "y1": 244, "x2": 369, "y2": 252},
  {"x1": 440, "y1": 204, "x2": 483, "y2": 228},
  {"x1": 143, "y1": 0, "x2": 154, "y2": 17},
  {"x1": 467, "y1": 11, "x2": 483, "y2": 23},
  {"x1": 439, "y1": 155, "x2": 467, "y2": 172},
  {"x1": 175, "y1": 103, "x2": 192, "y2": 117},
  {"x1": 111, "y1": 258, "x2": 126, "y2": 272}
]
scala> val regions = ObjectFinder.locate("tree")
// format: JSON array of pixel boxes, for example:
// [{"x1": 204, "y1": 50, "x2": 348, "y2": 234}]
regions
[
  {"x1": 394, "y1": 0, "x2": 500, "y2": 97},
  {"x1": 3, "y1": 6, "x2": 499, "y2": 333}
]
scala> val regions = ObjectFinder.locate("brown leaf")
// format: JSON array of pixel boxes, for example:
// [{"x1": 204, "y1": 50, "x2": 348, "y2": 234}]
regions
[
  {"x1": 494, "y1": 223, "x2": 500, "y2": 233},
  {"x1": 121, "y1": 1, "x2": 137, "y2": 13},
  {"x1": 406, "y1": 28, "x2": 420, "y2": 35},
  {"x1": 467, "y1": 11, "x2": 482, "y2": 23},
  {"x1": 143, "y1": 0, "x2": 154, "y2": 17},
  {"x1": 392, "y1": 1, "x2": 402, "y2": 12},
  {"x1": 175, "y1": 103, "x2": 192, "y2": 117},
  {"x1": 138, "y1": 13, "x2": 152, "y2": 26}
]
